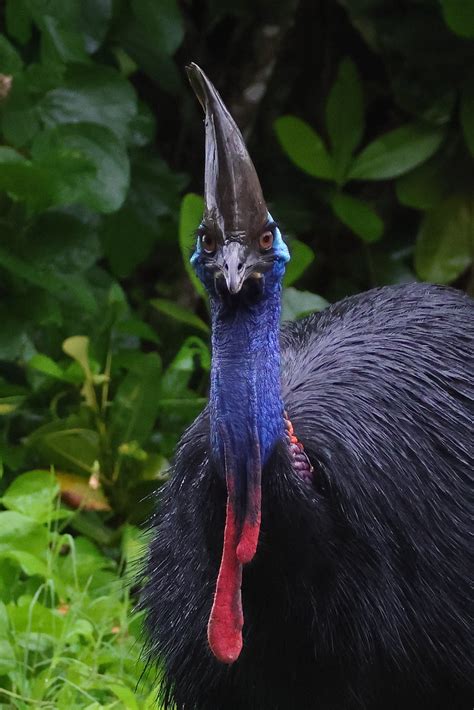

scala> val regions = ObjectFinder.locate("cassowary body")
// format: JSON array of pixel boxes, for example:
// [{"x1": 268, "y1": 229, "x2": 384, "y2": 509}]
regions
[{"x1": 143, "y1": 65, "x2": 473, "y2": 709}]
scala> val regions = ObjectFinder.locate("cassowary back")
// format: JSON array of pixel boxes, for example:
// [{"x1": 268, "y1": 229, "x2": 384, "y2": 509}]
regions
[{"x1": 142, "y1": 283, "x2": 473, "y2": 710}]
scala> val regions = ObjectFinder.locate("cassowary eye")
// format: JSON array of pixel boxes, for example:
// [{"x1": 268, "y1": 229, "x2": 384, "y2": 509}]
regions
[
  {"x1": 259, "y1": 231, "x2": 273, "y2": 251},
  {"x1": 201, "y1": 233, "x2": 216, "y2": 253}
]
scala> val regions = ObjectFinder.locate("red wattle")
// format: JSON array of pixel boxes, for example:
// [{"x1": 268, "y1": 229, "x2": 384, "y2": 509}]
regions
[
  {"x1": 207, "y1": 501, "x2": 243, "y2": 663},
  {"x1": 236, "y1": 511, "x2": 261, "y2": 564}
]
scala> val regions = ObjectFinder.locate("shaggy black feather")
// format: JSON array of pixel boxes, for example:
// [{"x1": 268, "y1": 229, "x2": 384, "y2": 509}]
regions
[{"x1": 141, "y1": 282, "x2": 474, "y2": 710}]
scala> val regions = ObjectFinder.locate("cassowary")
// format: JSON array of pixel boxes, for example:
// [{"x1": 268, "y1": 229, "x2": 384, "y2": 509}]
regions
[{"x1": 142, "y1": 63, "x2": 473, "y2": 710}]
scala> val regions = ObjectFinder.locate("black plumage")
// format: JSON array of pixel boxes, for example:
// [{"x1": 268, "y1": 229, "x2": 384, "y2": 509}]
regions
[
  {"x1": 143, "y1": 283, "x2": 473, "y2": 710},
  {"x1": 142, "y1": 64, "x2": 473, "y2": 709}
]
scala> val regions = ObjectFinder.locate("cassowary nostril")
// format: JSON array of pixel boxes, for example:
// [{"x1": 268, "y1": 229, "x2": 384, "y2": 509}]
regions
[
  {"x1": 224, "y1": 263, "x2": 229, "y2": 271},
  {"x1": 237, "y1": 263, "x2": 243, "y2": 272}
]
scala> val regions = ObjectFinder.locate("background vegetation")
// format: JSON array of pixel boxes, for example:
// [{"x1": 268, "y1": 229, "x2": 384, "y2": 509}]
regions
[{"x1": 0, "y1": 0, "x2": 472, "y2": 706}]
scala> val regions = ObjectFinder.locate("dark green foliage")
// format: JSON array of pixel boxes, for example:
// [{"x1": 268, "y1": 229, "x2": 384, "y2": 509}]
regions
[{"x1": 0, "y1": 0, "x2": 472, "y2": 703}]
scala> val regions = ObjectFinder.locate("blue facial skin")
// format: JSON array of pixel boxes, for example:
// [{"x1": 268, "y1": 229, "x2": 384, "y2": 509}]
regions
[{"x1": 191, "y1": 214, "x2": 290, "y2": 490}]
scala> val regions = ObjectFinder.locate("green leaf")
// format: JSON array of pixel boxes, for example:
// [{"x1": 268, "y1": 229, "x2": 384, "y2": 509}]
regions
[
  {"x1": 281, "y1": 288, "x2": 329, "y2": 321},
  {"x1": 414, "y1": 194, "x2": 473, "y2": 283},
  {"x1": 32, "y1": 123, "x2": 130, "y2": 213},
  {"x1": 274, "y1": 115, "x2": 335, "y2": 180},
  {"x1": 179, "y1": 193, "x2": 206, "y2": 298},
  {"x1": 1, "y1": 75, "x2": 40, "y2": 147},
  {"x1": 325, "y1": 57, "x2": 364, "y2": 184},
  {"x1": 440, "y1": 0, "x2": 474, "y2": 38},
  {"x1": 24, "y1": 210, "x2": 102, "y2": 274},
  {"x1": 0, "y1": 639, "x2": 16, "y2": 675},
  {"x1": 131, "y1": 0, "x2": 184, "y2": 55},
  {"x1": 27, "y1": 420, "x2": 100, "y2": 476},
  {"x1": 1, "y1": 470, "x2": 58, "y2": 522},
  {"x1": 114, "y1": 318, "x2": 160, "y2": 345},
  {"x1": 100, "y1": 205, "x2": 157, "y2": 278},
  {"x1": 0, "y1": 34, "x2": 23, "y2": 73},
  {"x1": 461, "y1": 80, "x2": 474, "y2": 156},
  {"x1": 0, "y1": 245, "x2": 86, "y2": 303},
  {"x1": 79, "y1": 0, "x2": 113, "y2": 53},
  {"x1": 0, "y1": 511, "x2": 47, "y2": 556},
  {"x1": 331, "y1": 193, "x2": 383, "y2": 243},
  {"x1": 28, "y1": 354, "x2": 67, "y2": 381},
  {"x1": 395, "y1": 155, "x2": 448, "y2": 210},
  {"x1": 348, "y1": 123, "x2": 445, "y2": 180},
  {"x1": 62, "y1": 336, "x2": 90, "y2": 374},
  {"x1": 284, "y1": 239, "x2": 315, "y2": 286},
  {"x1": 39, "y1": 65, "x2": 138, "y2": 143},
  {"x1": 108, "y1": 684, "x2": 139, "y2": 710},
  {"x1": 6, "y1": 0, "x2": 32, "y2": 44},
  {"x1": 109, "y1": 352, "x2": 162, "y2": 446},
  {"x1": 150, "y1": 298, "x2": 209, "y2": 333},
  {"x1": 40, "y1": 15, "x2": 89, "y2": 65}
]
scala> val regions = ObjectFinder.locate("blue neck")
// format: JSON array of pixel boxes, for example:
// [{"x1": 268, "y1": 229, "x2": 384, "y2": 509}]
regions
[{"x1": 209, "y1": 284, "x2": 284, "y2": 478}]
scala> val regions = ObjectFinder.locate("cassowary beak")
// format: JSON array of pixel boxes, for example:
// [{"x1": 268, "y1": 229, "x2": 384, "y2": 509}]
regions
[{"x1": 220, "y1": 241, "x2": 247, "y2": 294}]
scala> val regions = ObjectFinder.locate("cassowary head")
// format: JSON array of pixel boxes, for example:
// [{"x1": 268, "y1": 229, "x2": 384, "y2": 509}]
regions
[{"x1": 187, "y1": 63, "x2": 290, "y2": 300}]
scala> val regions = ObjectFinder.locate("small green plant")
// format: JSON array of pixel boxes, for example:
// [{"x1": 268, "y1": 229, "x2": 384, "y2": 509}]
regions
[{"x1": 0, "y1": 468, "x2": 159, "y2": 708}]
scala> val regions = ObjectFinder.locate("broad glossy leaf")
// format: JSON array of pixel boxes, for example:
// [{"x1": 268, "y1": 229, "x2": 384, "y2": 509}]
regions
[
  {"x1": 100, "y1": 205, "x2": 157, "y2": 278},
  {"x1": 109, "y1": 352, "x2": 162, "y2": 446},
  {"x1": 179, "y1": 193, "x2": 206, "y2": 298},
  {"x1": 0, "y1": 511, "x2": 47, "y2": 557},
  {"x1": 0, "y1": 147, "x2": 62, "y2": 210},
  {"x1": 274, "y1": 116, "x2": 335, "y2": 180},
  {"x1": 2, "y1": 550, "x2": 48, "y2": 576},
  {"x1": 128, "y1": 100, "x2": 156, "y2": 147},
  {"x1": 331, "y1": 193, "x2": 383, "y2": 243},
  {"x1": 1, "y1": 76, "x2": 40, "y2": 147},
  {"x1": 25, "y1": 212, "x2": 101, "y2": 276},
  {"x1": 440, "y1": 0, "x2": 474, "y2": 38},
  {"x1": 395, "y1": 154, "x2": 448, "y2": 210},
  {"x1": 6, "y1": 0, "x2": 32, "y2": 44},
  {"x1": 160, "y1": 336, "x2": 210, "y2": 397},
  {"x1": 1, "y1": 470, "x2": 58, "y2": 522},
  {"x1": 281, "y1": 288, "x2": 329, "y2": 321},
  {"x1": 28, "y1": 354, "x2": 67, "y2": 380},
  {"x1": 128, "y1": 153, "x2": 186, "y2": 225},
  {"x1": 151, "y1": 298, "x2": 209, "y2": 333},
  {"x1": 79, "y1": 0, "x2": 113, "y2": 52},
  {"x1": 325, "y1": 57, "x2": 364, "y2": 183},
  {"x1": 284, "y1": 239, "x2": 315, "y2": 286},
  {"x1": 0, "y1": 245, "x2": 79, "y2": 300},
  {"x1": 349, "y1": 124, "x2": 444, "y2": 180},
  {"x1": 0, "y1": 34, "x2": 23, "y2": 73},
  {"x1": 27, "y1": 420, "x2": 100, "y2": 476},
  {"x1": 114, "y1": 318, "x2": 160, "y2": 345},
  {"x1": 40, "y1": 65, "x2": 137, "y2": 142},
  {"x1": 415, "y1": 194, "x2": 473, "y2": 283},
  {"x1": 131, "y1": 0, "x2": 184, "y2": 55},
  {"x1": 40, "y1": 15, "x2": 89, "y2": 65},
  {"x1": 32, "y1": 123, "x2": 130, "y2": 213}
]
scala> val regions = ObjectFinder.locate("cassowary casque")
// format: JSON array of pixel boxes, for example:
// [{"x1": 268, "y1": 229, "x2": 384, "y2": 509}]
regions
[{"x1": 142, "y1": 63, "x2": 474, "y2": 710}]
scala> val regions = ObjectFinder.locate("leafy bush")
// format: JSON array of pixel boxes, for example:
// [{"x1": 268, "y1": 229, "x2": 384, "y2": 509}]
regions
[{"x1": 0, "y1": 469, "x2": 156, "y2": 708}]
